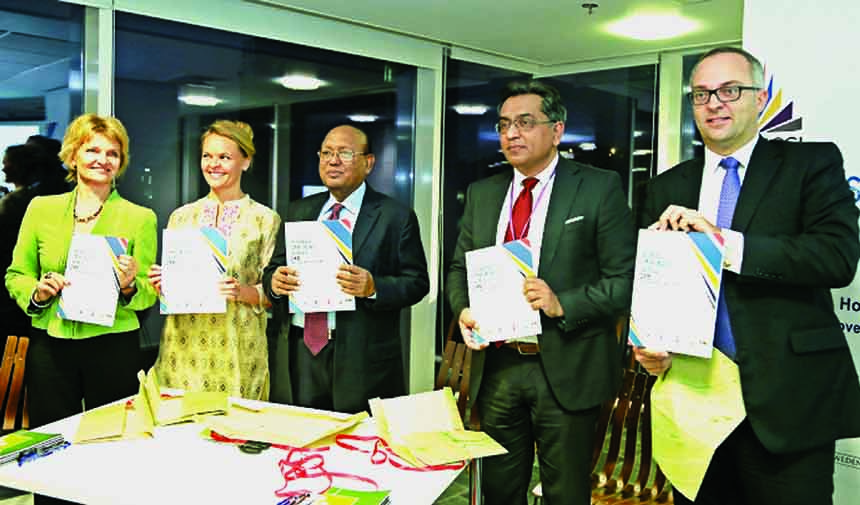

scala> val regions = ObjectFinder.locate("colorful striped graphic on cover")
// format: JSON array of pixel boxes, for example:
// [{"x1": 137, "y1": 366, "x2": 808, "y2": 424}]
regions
[
  {"x1": 503, "y1": 239, "x2": 535, "y2": 278},
  {"x1": 200, "y1": 227, "x2": 228, "y2": 274},
  {"x1": 105, "y1": 236, "x2": 129, "y2": 289},
  {"x1": 687, "y1": 232, "x2": 724, "y2": 309},
  {"x1": 57, "y1": 236, "x2": 127, "y2": 321},
  {"x1": 323, "y1": 219, "x2": 353, "y2": 264}
]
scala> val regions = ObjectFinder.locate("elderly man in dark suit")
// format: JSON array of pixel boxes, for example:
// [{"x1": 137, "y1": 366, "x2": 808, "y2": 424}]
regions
[
  {"x1": 635, "y1": 47, "x2": 860, "y2": 505},
  {"x1": 264, "y1": 125, "x2": 429, "y2": 414},
  {"x1": 447, "y1": 81, "x2": 636, "y2": 504}
]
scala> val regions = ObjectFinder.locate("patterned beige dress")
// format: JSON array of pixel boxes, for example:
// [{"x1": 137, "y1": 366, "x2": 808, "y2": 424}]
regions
[{"x1": 154, "y1": 194, "x2": 280, "y2": 400}]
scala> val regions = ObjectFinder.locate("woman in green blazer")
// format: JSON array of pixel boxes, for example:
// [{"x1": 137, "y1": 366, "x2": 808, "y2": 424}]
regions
[{"x1": 5, "y1": 113, "x2": 157, "y2": 427}]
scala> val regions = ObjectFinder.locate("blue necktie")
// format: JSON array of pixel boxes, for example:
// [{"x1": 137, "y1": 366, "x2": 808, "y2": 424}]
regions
[{"x1": 714, "y1": 157, "x2": 740, "y2": 358}]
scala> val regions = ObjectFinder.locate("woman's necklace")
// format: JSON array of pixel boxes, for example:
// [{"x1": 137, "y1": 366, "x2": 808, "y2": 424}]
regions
[{"x1": 74, "y1": 202, "x2": 104, "y2": 224}]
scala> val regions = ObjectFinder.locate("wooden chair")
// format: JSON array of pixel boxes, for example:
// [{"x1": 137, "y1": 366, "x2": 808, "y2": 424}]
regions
[
  {"x1": 0, "y1": 335, "x2": 29, "y2": 434},
  {"x1": 532, "y1": 351, "x2": 674, "y2": 505}
]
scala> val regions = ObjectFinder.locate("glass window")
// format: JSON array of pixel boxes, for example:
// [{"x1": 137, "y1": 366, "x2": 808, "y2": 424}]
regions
[
  {"x1": 440, "y1": 59, "x2": 529, "y2": 349},
  {"x1": 113, "y1": 12, "x2": 418, "y2": 353},
  {"x1": 682, "y1": 53, "x2": 706, "y2": 161},
  {"x1": 0, "y1": 0, "x2": 83, "y2": 187}
]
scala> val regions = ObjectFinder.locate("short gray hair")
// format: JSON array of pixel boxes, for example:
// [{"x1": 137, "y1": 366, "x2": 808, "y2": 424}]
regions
[{"x1": 690, "y1": 47, "x2": 765, "y2": 88}]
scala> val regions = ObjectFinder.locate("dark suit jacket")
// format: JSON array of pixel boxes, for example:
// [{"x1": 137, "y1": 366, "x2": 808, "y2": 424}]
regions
[
  {"x1": 263, "y1": 185, "x2": 429, "y2": 413},
  {"x1": 447, "y1": 157, "x2": 636, "y2": 412},
  {"x1": 641, "y1": 137, "x2": 860, "y2": 453}
]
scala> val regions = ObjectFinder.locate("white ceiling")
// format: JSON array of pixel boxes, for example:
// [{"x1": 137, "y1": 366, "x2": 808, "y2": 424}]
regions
[{"x1": 258, "y1": 0, "x2": 744, "y2": 67}]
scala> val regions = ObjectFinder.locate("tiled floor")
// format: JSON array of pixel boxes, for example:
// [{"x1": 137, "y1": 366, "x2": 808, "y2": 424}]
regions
[{"x1": 434, "y1": 459, "x2": 541, "y2": 504}]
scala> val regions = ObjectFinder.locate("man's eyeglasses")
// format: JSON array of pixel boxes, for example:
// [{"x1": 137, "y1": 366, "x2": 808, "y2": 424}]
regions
[
  {"x1": 494, "y1": 117, "x2": 556, "y2": 134},
  {"x1": 318, "y1": 150, "x2": 367, "y2": 162},
  {"x1": 688, "y1": 85, "x2": 762, "y2": 106}
]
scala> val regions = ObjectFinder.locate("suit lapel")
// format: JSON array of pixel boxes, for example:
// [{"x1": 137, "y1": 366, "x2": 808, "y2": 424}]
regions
[
  {"x1": 539, "y1": 160, "x2": 581, "y2": 274},
  {"x1": 732, "y1": 138, "x2": 781, "y2": 232},
  {"x1": 353, "y1": 187, "x2": 381, "y2": 257},
  {"x1": 476, "y1": 175, "x2": 511, "y2": 248}
]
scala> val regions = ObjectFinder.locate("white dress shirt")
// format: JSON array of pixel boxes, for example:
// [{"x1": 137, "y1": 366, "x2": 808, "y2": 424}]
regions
[
  {"x1": 292, "y1": 182, "x2": 366, "y2": 329},
  {"x1": 697, "y1": 136, "x2": 758, "y2": 273},
  {"x1": 495, "y1": 154, "x2": 559, "y2": 343}
]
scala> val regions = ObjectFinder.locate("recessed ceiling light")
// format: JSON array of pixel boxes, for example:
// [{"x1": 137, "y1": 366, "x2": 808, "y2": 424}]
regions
[
  {"x1": 452, "y1": 104, "x2": 489, "y2": 115},
  {"x1": 347, "y1": 114, "x2": 379, "y2": 123},
  {"x1": 605, "y1": 12, "x2": 700, "y2": 41},
  {"x1": 275, "y1": 74, "x2": 326, "y2": 90},
  {"x1": 178, "y1": 84, "x2": 223, "y2": 107}
]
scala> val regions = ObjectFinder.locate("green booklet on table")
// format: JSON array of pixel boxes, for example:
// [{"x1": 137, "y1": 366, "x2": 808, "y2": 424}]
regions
[{"x1": 0, "y1": 430, "x2": 65, "y2": 465}]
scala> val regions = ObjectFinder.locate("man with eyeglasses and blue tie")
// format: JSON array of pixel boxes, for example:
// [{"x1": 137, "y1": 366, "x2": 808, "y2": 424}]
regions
[
  {"x1": 635, "y1": 47, "x2": 860, "y2": 505},
  {"x1": 447, "y1": 81, "x2": 636, "y2": 504},
  {"x1": 264, "y1": 125, "x2": 429, "y2": 414}
]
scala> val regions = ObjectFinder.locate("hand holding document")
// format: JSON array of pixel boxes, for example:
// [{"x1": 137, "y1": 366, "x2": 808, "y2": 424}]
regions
[
  {"x1": 285, "y1": 220, "x2": 355, "y2": 314},
  {"x1": 465, "y1": 240, "x2": 541, "y2": 342},
  {"x1": 628, "y1": 230, "x2": 725, "y2": 357},
  {"x1": 160, "y1": 227, "x2": 228, "y2": 314},
  {"x1": 58, "y1": 234, "x2": 126, "y2": 326},
  {"x1": 369, "y1": 388, "x2": 506, "y2": 467}
]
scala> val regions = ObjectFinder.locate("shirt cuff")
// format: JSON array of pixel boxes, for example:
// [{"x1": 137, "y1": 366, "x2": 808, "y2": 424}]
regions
[{"x1": 721, "y1": 229, "x2": 744, "y2": 273}]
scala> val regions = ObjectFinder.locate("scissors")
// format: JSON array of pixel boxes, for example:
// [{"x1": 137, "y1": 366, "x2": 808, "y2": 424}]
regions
[{"x1": 238, "y1": 440, "x2": 272, "y2": 454}]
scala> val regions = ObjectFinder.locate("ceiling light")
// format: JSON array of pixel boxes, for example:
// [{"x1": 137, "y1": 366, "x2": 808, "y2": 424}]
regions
[
  {"x1": 633, "y1": 149, "x2": 653, "y2": 156},
  {"x1": 634, "y1": 130, "x2": 645, "y2": 138},
  {"x1": 275, "y1": 74, "x2": 326, "y2": 90},
  {"x1": 348, "y1": 114, "x2": 378, "y2": 123},
  {"x1": 178, "y1": 84, "x2": 223, "y2": 107},
  {"x1": 579, "y1": 142, "x2": 598, "y2": 151},
  {"x1": 605, "y1": 12, "x2": 700, "y2": 41},
  {"x1": 452, "y1": 104, "x2": 489, "y2": 115}
]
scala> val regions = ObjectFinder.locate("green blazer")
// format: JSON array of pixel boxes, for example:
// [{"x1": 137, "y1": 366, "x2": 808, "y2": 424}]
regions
[{"x1": 5, "y1": 188, "x2": 158, "y2": 339}]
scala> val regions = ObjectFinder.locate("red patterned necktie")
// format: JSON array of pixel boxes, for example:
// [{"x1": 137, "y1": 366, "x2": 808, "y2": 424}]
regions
[
  {"x1": 497, "y1": 177, "x2": 538, "y2": 348},
  {"x1": 505, "y1": 177, "x2": 539, "y2": 243},
  {"x1": 304, "y1": 203, "x2": 345, "y2": 355}
]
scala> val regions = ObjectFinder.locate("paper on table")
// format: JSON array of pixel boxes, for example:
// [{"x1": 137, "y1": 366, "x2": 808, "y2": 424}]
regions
[
  {"x1": 137, "y1": 369, "x2": 228, "y2": 426},
  {"x1": 160, "y1": 227, "x2": 227, "y2": 314},
  {"x1": 628, "y1": 230, "x2": 725, "y2": 357},
  {"x1": 465, "y1": 240, "x2": 541, "y2": 342},
  {"x1": 285, "y1": 220, "x2": 355, "y2": 314},
  {"x1": 204, "y1": 404, "x2": 368, "y2": 448},
  {"x1": 74, "y1": 386, "x2": 154, "y2": 445},
  {"x1": 369, "y1": 388, "x2": 506, "y2": 467},
  {"x1": 58, "y1": 233, "x2": 126, "y2": 326},
  {"x1": 651, "y1": 349, "x2": 746, "y2": 500}
]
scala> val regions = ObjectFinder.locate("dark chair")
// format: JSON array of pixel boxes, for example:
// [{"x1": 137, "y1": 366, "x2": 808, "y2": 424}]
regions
[{"x1": 0, "y1": 335, "x2": 29, "y2": 433}]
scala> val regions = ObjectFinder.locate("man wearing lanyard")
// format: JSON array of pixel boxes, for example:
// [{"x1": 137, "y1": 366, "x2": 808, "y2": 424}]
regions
[
  {"x1": 635, "y1": 47, "x2": 860, "y2": 504},
  {"x1": 447, "y1": 81, "x2": 636, "y2": 504},
  {"x1": 264, "y1": 125, "x2": 429, "y2": 414}
]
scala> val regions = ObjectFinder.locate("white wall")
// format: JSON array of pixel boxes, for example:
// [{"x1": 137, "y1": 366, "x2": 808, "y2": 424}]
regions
[{"x1": 744, "y1": 1, "x2": 860, "y2": 501}]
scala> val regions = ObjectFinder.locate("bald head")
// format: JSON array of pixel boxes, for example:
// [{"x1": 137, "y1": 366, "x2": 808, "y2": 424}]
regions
[{"x1": 318, "y1": 124, "x2": 375, "y2": 201}]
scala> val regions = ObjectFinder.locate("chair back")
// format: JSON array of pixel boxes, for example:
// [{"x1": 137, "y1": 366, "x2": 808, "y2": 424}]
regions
[
  {"x1": 435, "y1": 320, "x2": 477, "y2": 428},
  {"x1": 0, "y1": 335, "x2": 29, "y2": 433}
]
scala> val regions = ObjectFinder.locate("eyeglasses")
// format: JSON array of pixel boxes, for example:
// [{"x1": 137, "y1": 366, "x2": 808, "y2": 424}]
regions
[
  {"x1": 317, "y1": 149, "x2": 367, "y2": 162},
  {"x1": 688, "y1": 85, "x2": 762, "y2": 106},
  {"x1": 494, "y1": 116, "x2": 556, "y2": 134}
]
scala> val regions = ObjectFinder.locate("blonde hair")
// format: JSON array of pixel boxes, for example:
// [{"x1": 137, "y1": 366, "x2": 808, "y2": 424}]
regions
[
  {"x1": 59, "y1": 113, "x2": 130, "y2": 183},
  {"x1": 201, "y1": 120, "x2": 255, "y2": 162}
]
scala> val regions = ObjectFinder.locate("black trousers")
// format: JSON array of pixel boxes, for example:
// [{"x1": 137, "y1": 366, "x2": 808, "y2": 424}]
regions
[
  {"x1": 272, "y1": 325, "x2": 335, "y2": 410},
  {"x1": 477, "y1": 346, "x2": 600, "y2": 505},
  {"x1": 673, "y1": 419, "x2": 836, "y2": 505},
  {"x1": 26, "y1": 327, "x2": 141, "y2": 428}
]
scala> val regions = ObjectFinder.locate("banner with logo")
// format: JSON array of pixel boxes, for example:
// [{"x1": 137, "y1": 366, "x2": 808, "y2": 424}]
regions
[{"x1": 744, "y1": 2, "x2": 860, "y2": 502}]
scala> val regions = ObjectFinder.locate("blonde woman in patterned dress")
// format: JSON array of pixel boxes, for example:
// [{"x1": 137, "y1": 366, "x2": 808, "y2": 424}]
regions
[{"x1": 148, "y1": 120, "x2": 281, "y2": 400}]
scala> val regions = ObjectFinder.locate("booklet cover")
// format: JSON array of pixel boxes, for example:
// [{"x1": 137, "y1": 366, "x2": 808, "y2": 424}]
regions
[{"x1": 0, "y1": 430, "x2": 64, "y2": 465}]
